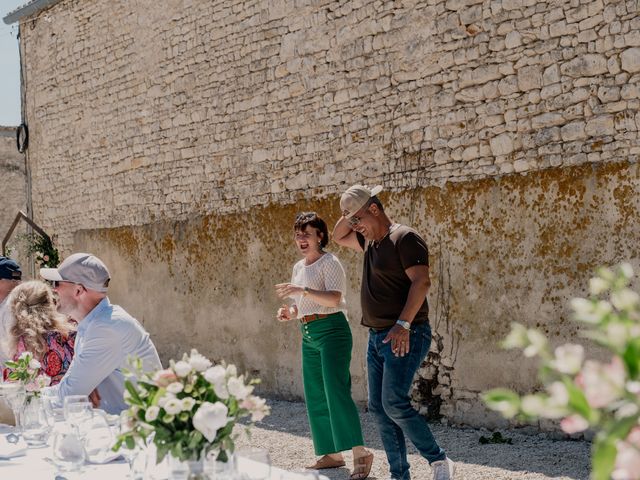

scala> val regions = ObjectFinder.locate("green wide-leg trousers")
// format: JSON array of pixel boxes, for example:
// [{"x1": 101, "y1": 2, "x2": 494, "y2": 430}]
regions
[{"x1": 301, "y1": 312, "x2": 364, "y2": 455}]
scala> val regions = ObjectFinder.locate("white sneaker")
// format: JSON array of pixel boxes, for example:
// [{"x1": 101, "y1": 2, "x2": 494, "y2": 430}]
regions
[{"x1": 431, "y1": 457, "x2": 456, "y2": 480}]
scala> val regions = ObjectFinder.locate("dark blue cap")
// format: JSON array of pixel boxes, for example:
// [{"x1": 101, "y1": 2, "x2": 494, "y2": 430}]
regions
[{"x1": 0, "y1": 257, "x2": 21, "y2": 280}]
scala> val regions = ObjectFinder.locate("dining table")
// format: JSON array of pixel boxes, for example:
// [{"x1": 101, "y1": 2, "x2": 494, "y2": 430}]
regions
[{"x1": 0, "y1": 423, "x2": 329, "y2": 480}]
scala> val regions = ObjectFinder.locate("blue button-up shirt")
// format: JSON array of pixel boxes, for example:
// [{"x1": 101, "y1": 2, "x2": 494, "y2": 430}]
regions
[{"x1": 45, "y1": 297, "x2": 162, "y2": 414}]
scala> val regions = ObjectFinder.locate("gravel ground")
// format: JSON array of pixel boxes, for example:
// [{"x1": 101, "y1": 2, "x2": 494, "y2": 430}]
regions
[{"x1": 236, "y1": 399, "x2": 591, "y2": 480}]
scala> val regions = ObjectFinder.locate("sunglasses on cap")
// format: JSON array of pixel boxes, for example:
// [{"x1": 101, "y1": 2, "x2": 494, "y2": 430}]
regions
[{"x1": 49, "y1": 280, "x2": 85, "y2": 290}]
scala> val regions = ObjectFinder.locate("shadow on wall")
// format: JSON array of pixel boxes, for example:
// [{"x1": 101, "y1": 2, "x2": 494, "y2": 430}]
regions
[{"x1": 71, "y1": 159, "x2": 640, "y2": 431}]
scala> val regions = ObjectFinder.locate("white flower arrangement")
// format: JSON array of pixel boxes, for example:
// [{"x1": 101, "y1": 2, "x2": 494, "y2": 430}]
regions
[
  {"x1": 4, "y1": 351, "x2": 51, "y2": 394},
  {"x1": 114, "y1": 349, "x2": 270, "y2": 464}
]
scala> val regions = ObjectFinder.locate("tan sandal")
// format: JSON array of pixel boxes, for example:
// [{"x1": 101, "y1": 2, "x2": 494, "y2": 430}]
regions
[
  {"x1": 306, "y1": 455, "x2": 346, "y2": 469},
  {"x1": 350, "y1": 452, "x2": 374, "y2": 480}
]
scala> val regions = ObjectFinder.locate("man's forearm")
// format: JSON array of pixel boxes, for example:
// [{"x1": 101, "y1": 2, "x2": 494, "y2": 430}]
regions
[{"x1": 333, "y1": 216, "x2": 351, "y2": 242}]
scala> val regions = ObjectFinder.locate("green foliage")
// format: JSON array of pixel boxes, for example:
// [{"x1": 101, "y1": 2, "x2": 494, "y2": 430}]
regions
[
  {"x1": 13, "y1": 233, "x2": 60, "y2": 268},
  {"x1": 479, "y1": 432, "x2": 513, "y2": 445}
]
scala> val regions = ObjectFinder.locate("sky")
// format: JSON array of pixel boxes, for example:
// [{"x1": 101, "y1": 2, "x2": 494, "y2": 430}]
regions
[{"x1": 0, "y1": 1, "x2": 27, "y2": 127}]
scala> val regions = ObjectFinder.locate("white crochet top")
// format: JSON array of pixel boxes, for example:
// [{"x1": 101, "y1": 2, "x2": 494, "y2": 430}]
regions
[{"x1": 290, "y1": 252, "x2": 347, "y2": 318}]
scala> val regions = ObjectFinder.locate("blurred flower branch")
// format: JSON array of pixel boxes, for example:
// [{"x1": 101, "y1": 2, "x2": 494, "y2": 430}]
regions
[{"x1": 483, "y1": 264, "x2": 640, "y2": 480}]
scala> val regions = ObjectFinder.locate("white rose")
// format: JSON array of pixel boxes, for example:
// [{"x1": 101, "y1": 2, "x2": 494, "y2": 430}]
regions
[
  {"x1": 181, "y1": 397, "x2": 196, "y2": 411},
  {"x1": 167, "y1": 382, "x2": 184, "y2": 394},
  {"x1": 214, "y1": 380, "x2": 229, "y2": 399},
  {"x1": 225, "y1": 364, "x2": 237, "y2": 377},
  {"x1": 227, "y1": 376, "x2": 253, "y2": 400},
  {"x1": 164, "y1": 398, "x2": 183, "y2": 415},
  {"x1": 29, "y1": 358, "x2": 41, "y2": 370},
  {"x1": 173, "y1": 361, "x2": 192, "y2": 378},
  {"x1": 18, "y1": 351, "x2": 30, "y2": 360},
  {"x1": 158, "y1": 392, "x2": 175, "y2": 408},
  {"x1": 204, "y1": 365, "x2": 226, "y2": 384},
  {"x1": 145, "y1": 406, "x2": 160, "y2": 422},
  {"x1": 189, "y1": 350, "x2": 212, "y2": 372},
  {"x1": 204, "y1": 366, "x2": 229, "y2": 399},
  {"x1": 241, "y1": 395, "x2": 269, "y2": 422},
  {"x1": 193, "y1": 402, "x2": 229, "y2": 442}
]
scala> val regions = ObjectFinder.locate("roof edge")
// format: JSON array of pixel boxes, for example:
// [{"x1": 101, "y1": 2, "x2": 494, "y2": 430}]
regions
[{"x1": 3, "y1": 0, "x2": 62, "y2": 25}]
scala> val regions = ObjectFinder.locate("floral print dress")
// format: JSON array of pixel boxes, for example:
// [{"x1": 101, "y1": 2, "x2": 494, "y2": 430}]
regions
[{"x1": 8, "y1": 331, "x2": 76, "y2": 385}]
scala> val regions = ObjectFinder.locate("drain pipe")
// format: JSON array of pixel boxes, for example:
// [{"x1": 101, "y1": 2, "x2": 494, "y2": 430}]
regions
[{"x1": 17, "y1": 24, "x2": 35, "y2": 278}]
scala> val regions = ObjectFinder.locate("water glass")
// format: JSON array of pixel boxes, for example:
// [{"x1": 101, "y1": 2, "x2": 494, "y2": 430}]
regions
[
  {"x1": 21, "y1": 397, "x2": 50, "y2": 446},
  {"x1": 83, "y1": 411, "x2": 115, "y2": 463},
  {"x1": 63, "y1": 395, "x2": 92, "y2": 434},
  {"x1": 0, "y1": 382, "x2": 26, "y2": 429},
  {"x1": 41, "y1": 390, "x2": 64, "y2": 426},
  {"x1": 51, "y1": 423, "x2": 86, "y2": 471},
  {"x1": 235, "y1": 447, "x2": 271, "y2": 480}
]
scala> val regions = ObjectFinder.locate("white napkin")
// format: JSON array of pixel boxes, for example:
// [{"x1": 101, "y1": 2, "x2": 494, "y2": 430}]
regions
[
  {"x1": 86, "y1": 448, "x2": 123, "y2": 464},
  {"x1": 0, "y1": 435, "x2": 27, "y2": 460}
]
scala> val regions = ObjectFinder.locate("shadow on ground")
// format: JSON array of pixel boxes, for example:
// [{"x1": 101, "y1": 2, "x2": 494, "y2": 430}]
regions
[{"x1": 244, "y1": 399, "x2": 590, "y2": 480}]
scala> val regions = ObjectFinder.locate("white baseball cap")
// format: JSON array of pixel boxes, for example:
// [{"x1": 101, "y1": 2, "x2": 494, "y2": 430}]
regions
[
  {"x1": 40, "y1": 253, "x2": 110, "y2": 293},
  {"x1": 340, "y1": 184, "x2": 383, "y2": 218}
]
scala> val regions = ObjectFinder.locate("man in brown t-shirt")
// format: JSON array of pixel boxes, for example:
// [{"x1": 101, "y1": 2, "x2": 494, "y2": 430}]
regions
[{"x1": 333, "y1": 185, "x2": 456, "y2": 480}]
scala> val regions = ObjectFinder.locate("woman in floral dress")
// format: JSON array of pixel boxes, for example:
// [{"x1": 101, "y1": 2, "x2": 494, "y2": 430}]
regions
[{"x1": 3, "y1": 280, "x2": 75, "y2": 385}]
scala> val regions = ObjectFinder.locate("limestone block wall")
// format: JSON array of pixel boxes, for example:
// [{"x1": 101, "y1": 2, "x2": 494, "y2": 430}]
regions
[
  {"x1": 16, "y1": 0, "x2": 640, "y2": 426},
  {"x1": 0, "y1": 127, "x2": 28, "y2": 269}
]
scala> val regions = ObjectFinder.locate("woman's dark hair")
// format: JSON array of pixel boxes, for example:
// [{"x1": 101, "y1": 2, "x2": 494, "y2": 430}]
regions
[{"x1": 294, "y1": 212, "x2": 329, "y2": 249}]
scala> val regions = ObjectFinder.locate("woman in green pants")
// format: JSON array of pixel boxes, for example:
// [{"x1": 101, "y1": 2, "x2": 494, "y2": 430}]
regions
[{"x1": 276, "y1": 212, "x2": 374, "y2": 480}]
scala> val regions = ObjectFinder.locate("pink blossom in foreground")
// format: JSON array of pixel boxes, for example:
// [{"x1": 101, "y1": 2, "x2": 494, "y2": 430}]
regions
[
  {"x1": 560, "y1": 414, "x2": 589, "y2": 434},
  {"x1": 612, "y1": 427, "x2": 640, "y2": 480},
  {"x1": 577, "y1": 357, "x2": 626, "y2": 408}
]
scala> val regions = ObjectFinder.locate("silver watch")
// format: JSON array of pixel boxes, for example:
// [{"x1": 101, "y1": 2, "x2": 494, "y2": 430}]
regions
[{"x1": 396, "y1": 319, "x2": 411, "y2": 330}]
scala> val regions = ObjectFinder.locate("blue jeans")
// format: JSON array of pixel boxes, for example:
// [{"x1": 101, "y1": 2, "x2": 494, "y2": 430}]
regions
[{"x1": 367, "y1": 323, "x2": 445, "y2": 480}]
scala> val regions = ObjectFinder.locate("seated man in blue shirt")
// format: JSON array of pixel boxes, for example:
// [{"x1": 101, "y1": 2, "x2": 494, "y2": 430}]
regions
[{"x1": 41, "y1": 253, "x2": 162, "y2": 414}]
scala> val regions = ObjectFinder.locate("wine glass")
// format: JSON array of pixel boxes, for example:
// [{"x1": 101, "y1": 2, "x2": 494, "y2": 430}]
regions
[
  {"x1": 51, "y1": 423, "x2": 86, "y2": 472},
  {"x1": 235, "y1": 447, "x2": 271, "y2": 480}
]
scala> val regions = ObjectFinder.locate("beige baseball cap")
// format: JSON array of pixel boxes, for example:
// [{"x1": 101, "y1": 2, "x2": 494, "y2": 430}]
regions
[
  {"x1": 340, "y1": 184, "x2": 383, "y2": 218},
  {"x1": 40, "y1": 253, "x2": 110, "y2": 293}
]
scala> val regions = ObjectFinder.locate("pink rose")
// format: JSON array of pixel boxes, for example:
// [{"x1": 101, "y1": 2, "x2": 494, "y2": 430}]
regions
[{"x1": 153, "y1": 368, "x2": 178, "y2": 388}]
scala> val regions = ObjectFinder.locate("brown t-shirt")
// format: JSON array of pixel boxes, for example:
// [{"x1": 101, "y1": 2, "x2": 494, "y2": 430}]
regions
[{"x1": 356, "y1": 225, "x2": 429, "y2": 329}]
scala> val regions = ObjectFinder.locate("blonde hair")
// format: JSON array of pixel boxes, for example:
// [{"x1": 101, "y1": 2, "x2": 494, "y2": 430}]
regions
[{"x1": 7, "y1": 280, "x2": 75, "y2": 359}]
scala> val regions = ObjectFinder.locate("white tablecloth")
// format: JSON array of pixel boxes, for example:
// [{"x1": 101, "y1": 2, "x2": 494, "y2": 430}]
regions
[{"x1": 0, "y1": 424, "x2": 329, "y2": 480}]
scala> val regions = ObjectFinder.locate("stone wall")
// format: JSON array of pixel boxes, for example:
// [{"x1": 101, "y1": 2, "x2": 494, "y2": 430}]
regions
[
  {"x1": 16, "y1": 0, "x2": 640, "y2": 427},
  {"x1": 0, "y1": 127, "x2": 27, "y2": 269}
]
